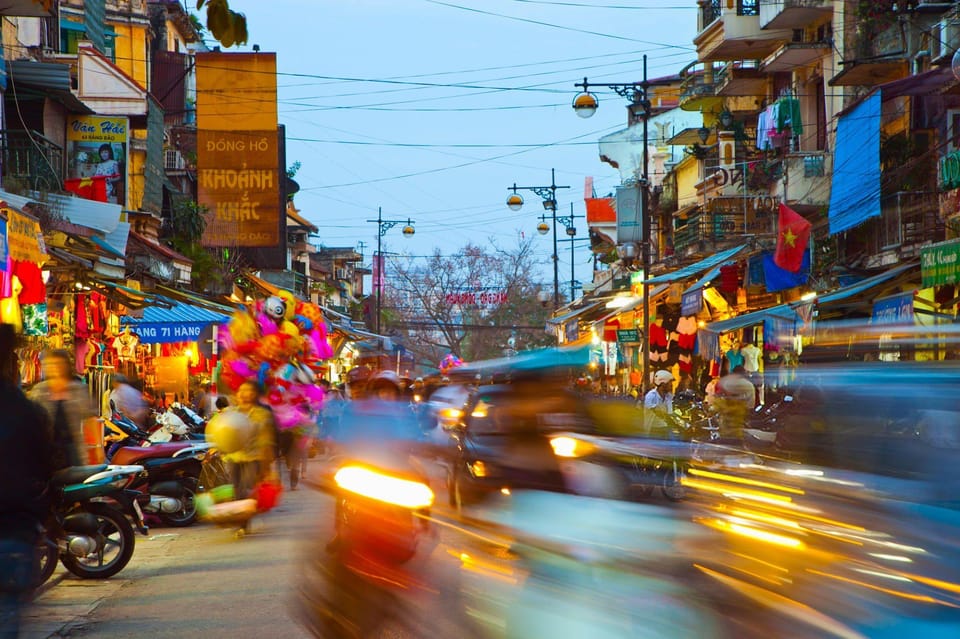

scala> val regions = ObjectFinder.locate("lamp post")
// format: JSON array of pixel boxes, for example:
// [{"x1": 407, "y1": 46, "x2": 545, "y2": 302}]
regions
[
  {"x1": 506, "y1": 168, "x2": 571, "y2": 309},
  {"x1": 573, "y1": 54, "x2": 653, "y2": 390},
  {"x1": 366, "y1": 207, "x2": 415, "y2": 340}
]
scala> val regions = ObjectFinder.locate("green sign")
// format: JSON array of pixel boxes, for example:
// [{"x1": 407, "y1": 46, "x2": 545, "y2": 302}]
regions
[
  {"x1": 941, "y1": 150, "x2": 960, "y2": 191},
  {"x1": 921, "y1": 239, "x2": 960, "y2": 287},
  {"x1": 617, "y1": 329, "x2": 640, "y2": 343}
]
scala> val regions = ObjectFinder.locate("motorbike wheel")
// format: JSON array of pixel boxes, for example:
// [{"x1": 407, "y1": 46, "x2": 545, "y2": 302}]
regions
[
  {"x1": 59, "y1": 503, "x2": 136, "y2": 579},
  {"x1": 158, "y1": 480, "x2": 199, "y2": 527},
  {"x1": 661, "y1": 461, "x2": 687, "y2": 502},
  {"x1": 32, "y1": 537, "x2": 59, "y2": 589},
  {"x1": 199, "y1": 455, "x2": 231, "y2": 492}
]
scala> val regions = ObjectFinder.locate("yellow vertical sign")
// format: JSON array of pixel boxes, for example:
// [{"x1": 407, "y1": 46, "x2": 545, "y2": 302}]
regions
[{"x1": 196, "y1": 53, "x2": 280, "y2": 247}]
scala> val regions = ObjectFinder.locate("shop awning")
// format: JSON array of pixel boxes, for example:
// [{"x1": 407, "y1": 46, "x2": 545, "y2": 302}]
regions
[
  {"x1": 703, "y1": 304, "x2": 800, "y2": 335},
  {"x1": 814, "y1": 262, "x2": 917, "y2": 307},
  {"x1": 546, "y1": 299, "x2": 607, "y2": 326},
  {"x1": 645, "y1": 244, "x2": 748, "y2": 285},
  {"x1": 592, "y1": 285, "x2": 670, "y2": 324},
  {"x1": 828, "y1": 92, "x2": 881, "y2": 235},
  {"x1": 683, "y1": 264, "x2": 722, "y2": 295},
  {"x1": 120, "y1": 299, "x2": 229, "y2": 344},
  {"x1": 0, "y1": 189, "x2": 122, "y2": 234},
  {"x1": 89, "y1": 279, "x2": 167, "y2": 310},
  {"x1": 155, "y1": 284, "x2": 239, "y2": 315}
]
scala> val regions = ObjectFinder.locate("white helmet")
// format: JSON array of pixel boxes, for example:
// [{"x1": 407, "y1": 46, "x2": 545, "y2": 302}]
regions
[{"x1": 653, "y1": 370, "x2": 675, "y2": 385}]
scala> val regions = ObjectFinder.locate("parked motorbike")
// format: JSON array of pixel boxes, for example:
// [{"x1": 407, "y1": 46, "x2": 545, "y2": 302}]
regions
[
  {"x1": 110, "y1": 441, "x2": 211, "y2": 527},
  {"x1": 34, "y1": 464, "x2": 148, "y2": 585},
  {"x1": 744, "y1": 391, "x2": 794, "y2": 452}
]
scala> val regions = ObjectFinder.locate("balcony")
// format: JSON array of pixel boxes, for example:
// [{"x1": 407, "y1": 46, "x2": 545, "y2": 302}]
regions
[
  {"x1": 678, "y1": 62, "x2": 724, "y2": 112},
  {"x1": 762, "y1": 41, "x2": 831, "y2": 73},
  {"x1": 759, "y1": 0, "x2": 832, "y2": 31},
  {"x1": 672, "y1": 211, "x2": 746, "y2": 257},
  {"x1": 260, "y1": 269, "x2": 309, "y2": 299},
  {"x1": 715, "y1": 60, "x2": 767, "y2": 97},
  {"x1": 876, "y1": 191, "x2": 942, "y2": 257},
  {"x1": 830, "y1": 22, "x2": 908, "y2": 86},
  {"x1": 0, "y1": 129, "x2": 64, "y2": 192},
  {"x1": 695, "y1": 0, "x2": 792, "y2": 63}
]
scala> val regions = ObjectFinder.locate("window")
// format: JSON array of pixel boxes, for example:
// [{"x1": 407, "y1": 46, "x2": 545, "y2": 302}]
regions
[
  {"x1": 948, "y1": 110, "x2": 960, "y2": 153},
  {"x1": 738, "y1": 0, "x2": 759, "y2": 17}
]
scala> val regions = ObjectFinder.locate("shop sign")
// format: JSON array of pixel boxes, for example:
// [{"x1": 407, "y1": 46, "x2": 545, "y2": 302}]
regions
[
  {"x1": 197, "y1": 130, "x2": 280, "y2": 247},
  {"x1": 126, "y1": 321, "x2": 212, "y2": 344},
  {"x1": 681, "y1": 287, "x2": 702, "y2": 317},
  {"x1": 65, "y1": 116, "x2": 129, "y2": 206},
  {"x1": 921, "y1": 239, "x2": 960, "y2": 287},
  {"x1": 564, "y1": 320, "x2": 578, "y2": 343},
  {"x1": 0, "y1": 219, "x2": 7, "y2": 267},
  {"x1": 615, "y1": 185, "x2": 642, "y2": 245},
  {"x1": 872, "y1": 292, "x2": 914, "y2": 325},
  {"x1": 616, "y1": 328, "x2": 640, "y2": 343},
  {"x1": 5, "y1": 208, "x2": 46, "y2": 264},
  {"x1": 940, "y1": 149, "x2": 960, "y2": 191}
]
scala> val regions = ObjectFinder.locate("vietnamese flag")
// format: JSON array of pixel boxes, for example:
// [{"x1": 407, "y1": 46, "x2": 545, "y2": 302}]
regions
[{"x1": 773, "y1": 203, "x2": 811, "y2": 273}]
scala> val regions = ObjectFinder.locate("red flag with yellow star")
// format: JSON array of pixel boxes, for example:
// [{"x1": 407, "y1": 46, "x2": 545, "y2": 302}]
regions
[{"x1": 774, "y1": 203, "x2": 811, "y2": 273}]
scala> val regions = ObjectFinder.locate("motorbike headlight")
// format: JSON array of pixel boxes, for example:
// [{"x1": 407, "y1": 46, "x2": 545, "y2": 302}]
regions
[
  {"x1": 334, "y1": 465, "x2": 435, "y2": 509},
  {"x1": 550, "y1": 435, "x2": 596, "y2": 458}
]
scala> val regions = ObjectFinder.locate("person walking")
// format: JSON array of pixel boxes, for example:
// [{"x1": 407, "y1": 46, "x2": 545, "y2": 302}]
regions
[
  {"x1": 28, "y1": 349, "x2": 95, "y2": 470},
  {"x1": 714, "y1": 365, "x2": 757, "y2": 443},
  {"x1": 0, "y1": 325, "x2": 56, "y2": 639},
  {"x1": 221, "y1": 381, "x2": 277, "y2": 500}
]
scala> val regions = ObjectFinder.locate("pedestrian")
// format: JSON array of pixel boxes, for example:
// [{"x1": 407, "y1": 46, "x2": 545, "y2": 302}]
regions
[
  {"x1": 221, "y1": 381, "x2": 277, "y2": 500},
  {"x1": 215, "y1": 396, "x2": 230, "y2": 413},
  {"x1": 0, "y1": 324, "x2": 56, "y2": 639},
  {"x1": 714, "y1": 365, "x2": 757, "y2": 442},
  {"x1": 641, "y1": 370, "x2": 675, "y2": 435},
  {"x1": 28, "y1": 349, "x2": 95, "y2": 469},
  {"x1": 108, "y1": 374, "x2": 149, "y2": 428}
]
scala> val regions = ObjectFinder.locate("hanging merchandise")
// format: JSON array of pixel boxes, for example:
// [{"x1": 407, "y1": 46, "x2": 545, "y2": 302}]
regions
[
  {"x1": 21, "y1": 302, "x2": 48, "y2": 336},
  {"x1": 218, "y1": 290, "x2": 334, "y2": 431},
  {"x1": 719, "y1": 264, "x2": 742, "y2": 294},
  {"x1": 0, "y1": 274, "x2": 23, "y2": 332}
]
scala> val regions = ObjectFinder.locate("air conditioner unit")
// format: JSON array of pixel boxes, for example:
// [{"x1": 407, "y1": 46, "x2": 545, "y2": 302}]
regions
[{"x1": 164, "y1": 149, "x2": 184, "y2": 170}]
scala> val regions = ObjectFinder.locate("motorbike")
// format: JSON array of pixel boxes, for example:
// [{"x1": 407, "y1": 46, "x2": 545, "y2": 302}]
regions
[
  {"x1": 743, "y1": 391, "x2": 795, "y2": 452},
  {"x1": 34, "y1": 463, "x2": 148, "y2": 585},
  {"x1": 110, "y1": 441, "x2": 211, "y2": 527},
  {"x1": 298, "y1": 456, "x2": 438, "y2": 637}
]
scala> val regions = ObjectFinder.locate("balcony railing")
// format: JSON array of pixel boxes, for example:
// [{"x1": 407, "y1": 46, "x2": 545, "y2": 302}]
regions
[
  {"x1": 673, "y1": 211, "x2": 746, "y2": 255},
  {"x1": 877, "y1": 191, "x2": 942, "y2": 255},
  {"x1": 0, "y1": 129, "x2": 64, "y2": 192}
]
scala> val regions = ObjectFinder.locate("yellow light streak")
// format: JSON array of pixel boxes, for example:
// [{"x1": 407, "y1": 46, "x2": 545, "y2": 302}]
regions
[{"x1": 688, "y1": 467, "x2": 805, "y2": 495}]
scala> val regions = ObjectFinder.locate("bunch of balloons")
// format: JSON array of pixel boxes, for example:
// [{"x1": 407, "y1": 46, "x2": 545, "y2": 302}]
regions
[
  {"x1": 218, "y1": 290, "x2": 334, "y2": 431},
  {"x1": 439, "y1": 353, "x2": 464, "y2": 375}
]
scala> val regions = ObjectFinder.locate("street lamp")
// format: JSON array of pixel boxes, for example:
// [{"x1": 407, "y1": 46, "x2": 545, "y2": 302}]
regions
[
  {"x1": 573, "y1": 54, "x2": 654, "y2": 391},
  {"x1": 506, "y1": 168, "x2": 571, "y2": 308},
  {"x1": 366, "y1": 207, "x2": 415, "y2": 341}
]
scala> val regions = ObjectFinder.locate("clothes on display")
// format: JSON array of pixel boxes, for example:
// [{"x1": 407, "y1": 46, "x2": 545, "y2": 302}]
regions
[
  {"x1": 725, "y1": 347, "x2": 745, "y2": 370},
  {"x1": 112, "y1": 329, "x2": 140, "y2": 361},
  {"x1": 740, "y1": 342, "x2": 762, "y2": 373}
]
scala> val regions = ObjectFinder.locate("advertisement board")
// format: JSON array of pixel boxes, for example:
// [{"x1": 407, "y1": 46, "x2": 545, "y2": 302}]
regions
[
  {"x1": 196, "y1": 53, "x2": 282, "y2": 250},
  {"x1": 65, "y1": 116, "x2": 129, "y2": 206}
]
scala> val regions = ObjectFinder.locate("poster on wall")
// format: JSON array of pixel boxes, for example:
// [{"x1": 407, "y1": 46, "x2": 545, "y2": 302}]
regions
[{"x1": 65, "y1": 116, "x2": 129, "y2": 206}]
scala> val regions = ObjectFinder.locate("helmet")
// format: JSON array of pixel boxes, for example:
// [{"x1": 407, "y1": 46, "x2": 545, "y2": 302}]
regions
[{"x1": 653, "y1": 370, "x2": 675, "y2": 385}]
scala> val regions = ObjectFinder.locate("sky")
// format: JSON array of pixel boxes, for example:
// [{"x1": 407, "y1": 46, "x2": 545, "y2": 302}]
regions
[{"x1": 219, "y1": 0, "x2": 701, "y2": 295}]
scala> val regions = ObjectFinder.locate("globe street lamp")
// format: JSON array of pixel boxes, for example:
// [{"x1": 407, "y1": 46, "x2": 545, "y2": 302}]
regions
[
  {"x1": 366, "y1": 207, "x2": 415, "y2": 341},
  {"x1": 506, "y1": 168, "x2": 571, "y2": 308},
  {"x1": 573, "y1": 54, "x2": 654, "y2": 391}
]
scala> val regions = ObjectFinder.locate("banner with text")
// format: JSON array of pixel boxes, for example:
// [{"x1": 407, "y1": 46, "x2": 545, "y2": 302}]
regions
[
  {"x1": 196, "y1": 52, "x2": 280, "y2": 248},
  {"x1": 921, "y1": 239, "x2": 960, "y2": 288},
  {"x1": 5, "y1": 208, "x2": 47, "y2": 264},
  {"x1": 65, "y1": 116, "x2": 129, "y2": 207}
]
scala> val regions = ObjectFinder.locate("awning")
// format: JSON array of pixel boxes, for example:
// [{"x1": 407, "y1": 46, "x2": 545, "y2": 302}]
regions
[
  {"x1": 666, "y1": 127, "x2": 715, "y2": 146},
  {"x1": 683, "y1": 265, "x2": 722, "y2": 295},
  {"x1": 815, "y1": 262, "x2": 917, "y2": 307},
  {"x1": 546, "y1": 299, "x2": 607, "y2": 326},
  {"x1": 645, "y1": 244, "x2": 748, "y2": 285},
  {"x1": 120, "y1": 298, "x2": 229, "y2": 344},
  {"x1": 0, "y1": 189, "x2": 122, "y2": 234},
  {"x1": 828, "y1": 92, "x2": 881, "y2": 235},
  {"x1": 89, "y1": 279, "x2": 167, "y2": 310},
  {"x1": 592, "y1": 285, "x2": 670, "y2": 324},
  {"x1": 155, "y1": 284, "x2": 239, "y2": 315},
  {"x1": 7, "y1": 60, "x2": 93, "y2": 113},
  {"x1": 703, "y1": 304, "x2": 800, "y2": 335},
  {"x1": 880, "y1": 66, "x2": 955, "y2": 100}
]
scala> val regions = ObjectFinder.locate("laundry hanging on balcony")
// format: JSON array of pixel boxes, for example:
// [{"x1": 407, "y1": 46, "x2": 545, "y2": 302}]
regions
[{"x1": 756, "y1": 96, "x2": 803, "y2": 151}]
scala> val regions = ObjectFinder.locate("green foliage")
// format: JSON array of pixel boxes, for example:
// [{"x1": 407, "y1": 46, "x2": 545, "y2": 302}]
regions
[
  {"x1": 166, "y1": 198, "x2": 207, "y2": 245},
  {"x1": 287, "y1": 161, "x2": 302, "y2": 179},
  {"x1": 196, "y1": 0, "x2": 247, "y2": 48}
]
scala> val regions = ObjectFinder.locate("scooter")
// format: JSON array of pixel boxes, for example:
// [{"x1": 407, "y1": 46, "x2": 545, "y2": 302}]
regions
[{"x1": 34, "y1": 464, "x2": 148, "y2": 585}]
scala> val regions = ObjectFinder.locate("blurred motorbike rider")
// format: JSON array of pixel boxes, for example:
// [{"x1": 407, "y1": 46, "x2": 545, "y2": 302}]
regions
[
  {"x1": 641, "y1": 370, "x2": 675, "y2": 434},
  {"x1": 0, "y1": 325, "x2": 56, "y2": 638},
  {"x1": 713, "y1": 366, "x2": 756, "y2": 442},
  {"x1": 28, "y1": 349, "x2": 95, "y2": 469},
  {"x1": 108, "y1": 374, "x2": 149, "y2": 428}
]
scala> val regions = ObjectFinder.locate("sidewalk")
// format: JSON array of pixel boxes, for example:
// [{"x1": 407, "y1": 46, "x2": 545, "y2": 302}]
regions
[{"x1": 20, "y1": 533, "x2": 181, "y2": 639}]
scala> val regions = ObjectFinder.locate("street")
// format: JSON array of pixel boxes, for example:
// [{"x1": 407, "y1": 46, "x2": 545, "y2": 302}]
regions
[{"x1": 22, "y1": 463, "x2": 332, "y2": 639}]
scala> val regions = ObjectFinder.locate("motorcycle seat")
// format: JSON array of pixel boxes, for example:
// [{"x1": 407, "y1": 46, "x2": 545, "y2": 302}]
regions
[
  {"x1": 52, "y1": 464, "x2": 109, "y2": 486},
  {"x1": 112, "y1": 442, "x2": 195, "y2": 465}
]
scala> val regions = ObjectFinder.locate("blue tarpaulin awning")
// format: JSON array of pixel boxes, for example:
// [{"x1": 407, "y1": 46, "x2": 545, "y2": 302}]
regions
[
  {"x1": 120, "y1": 298, "x2": 228, "y2": 344},
  {"x1": 702, "y1": 304, "x2": 800, "y2": 335},
  {"x1": 828, "y1": 92, "x2": 882, "y2": 235},
  {"x1": 646, "y1": 244, "x2": 748, "y2": 285},
  {"x1": 815, "y1": 263, "x2": 916, "y2": 306}
]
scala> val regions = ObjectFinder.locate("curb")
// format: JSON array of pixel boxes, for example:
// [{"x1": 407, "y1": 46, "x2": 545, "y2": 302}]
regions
[{"x1": 32, "y1": 571, "x2": 67, "y2": 601}]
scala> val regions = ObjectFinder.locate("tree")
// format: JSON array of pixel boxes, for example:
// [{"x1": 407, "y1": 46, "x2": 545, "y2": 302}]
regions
[
  {"x1": 196, "y1": 0, "x2": 247, "y2": 48},
  {"x1": 382, "y1": 238, "x2": 556, "y2": 368}
]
